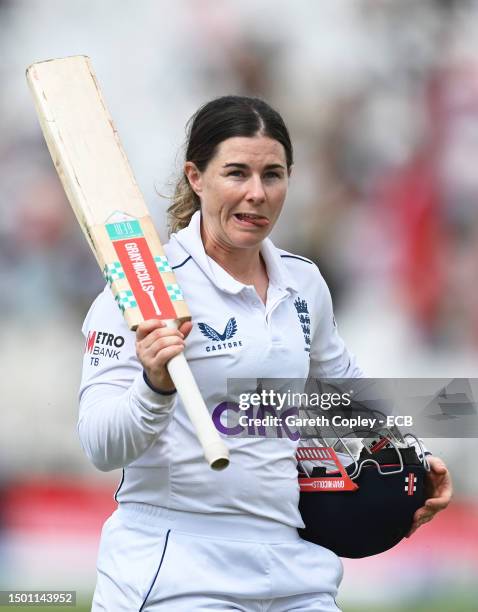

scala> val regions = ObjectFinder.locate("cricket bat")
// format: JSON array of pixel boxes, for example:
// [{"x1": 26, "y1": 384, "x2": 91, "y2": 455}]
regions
[{"x1": 26, "y1": 55, "x2": 229, "y2": 470}]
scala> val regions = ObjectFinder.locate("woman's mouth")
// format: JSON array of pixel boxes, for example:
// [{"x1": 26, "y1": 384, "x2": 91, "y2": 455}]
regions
[{"x1": 233, "y1": 213, "x2": 269, "y2": 227}]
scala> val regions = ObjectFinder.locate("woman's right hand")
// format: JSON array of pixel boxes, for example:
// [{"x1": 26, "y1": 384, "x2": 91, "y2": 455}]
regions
[{"x1": 136, "y1": 319, "x2": 193, "y2": 392}]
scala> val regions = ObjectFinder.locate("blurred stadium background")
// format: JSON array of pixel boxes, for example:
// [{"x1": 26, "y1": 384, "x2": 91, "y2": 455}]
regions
[{"x1": 1, "y1": 0, "x2": 477, "y2": 610}]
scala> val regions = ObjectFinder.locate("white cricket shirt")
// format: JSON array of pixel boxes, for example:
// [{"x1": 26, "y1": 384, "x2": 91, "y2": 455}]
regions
[{"x1": 78, "y1": 211, "x2": 362, "y2": 528}]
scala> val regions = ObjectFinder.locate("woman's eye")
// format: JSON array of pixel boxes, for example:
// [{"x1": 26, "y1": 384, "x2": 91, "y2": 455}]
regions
[{"x1": 226, "y1": 170, "x2": 283, "y2": 179}]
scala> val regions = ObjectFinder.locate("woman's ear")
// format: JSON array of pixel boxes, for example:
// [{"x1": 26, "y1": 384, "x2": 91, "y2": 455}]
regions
[{"x1": 184, "y1": 161, "x2": 203, "y2": 196}]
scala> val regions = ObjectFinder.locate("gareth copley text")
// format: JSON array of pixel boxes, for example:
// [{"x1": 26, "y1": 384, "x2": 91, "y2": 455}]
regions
[{"x1": 240, "y1": 413, "x2": 413, "y2": 429}]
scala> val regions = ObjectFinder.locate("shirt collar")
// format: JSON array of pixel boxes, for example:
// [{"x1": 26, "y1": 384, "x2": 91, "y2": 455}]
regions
[{"x1": 173, "y1": 210, "x2": 298, "y2": 294}]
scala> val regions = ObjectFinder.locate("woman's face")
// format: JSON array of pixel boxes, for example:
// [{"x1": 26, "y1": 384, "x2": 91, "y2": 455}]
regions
[{"x1": 185, "y1": 135, "x2": 290, "y2": 252}]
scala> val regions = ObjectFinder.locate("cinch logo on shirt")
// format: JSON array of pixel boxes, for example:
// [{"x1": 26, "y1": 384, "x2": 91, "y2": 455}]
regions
[
  {"x1": 198, "y1": 317, "x2": 243, "y2": 353},
  {"x1": 212, "y1": 401, "x2": 300, "y2": 441},
  {"x1": 85, "y1": 329, "x2": 125, "y2": 365}
]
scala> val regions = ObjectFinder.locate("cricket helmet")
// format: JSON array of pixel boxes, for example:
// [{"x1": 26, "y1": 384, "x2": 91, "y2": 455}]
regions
[{"x1": 297, "y1": 406, "x2": 430, "y2": 558}]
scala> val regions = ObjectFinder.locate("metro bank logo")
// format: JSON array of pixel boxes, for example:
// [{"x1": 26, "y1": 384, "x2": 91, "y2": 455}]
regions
[{"x1": 84, "y1": 329, "x2": 125, "y2": 360}]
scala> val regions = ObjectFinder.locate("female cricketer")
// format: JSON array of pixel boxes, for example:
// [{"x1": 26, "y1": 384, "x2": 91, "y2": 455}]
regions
[{"x1": 78, "y1": 96, "x2": 452, "y2": 611}]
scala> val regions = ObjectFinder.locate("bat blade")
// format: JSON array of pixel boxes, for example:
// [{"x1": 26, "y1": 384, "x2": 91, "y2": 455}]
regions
[
  {"x1": 26, "y1": 55, "x2": 229, "y2": 470},
  {"x1": 26, "y1": 55, "x2": 188, "y2": 329}
]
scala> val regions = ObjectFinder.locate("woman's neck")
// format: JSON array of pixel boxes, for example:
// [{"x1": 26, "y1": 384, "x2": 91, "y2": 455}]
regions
[
  {"x1": 207, "y1": 244, "x2": 264, "y2": 285},
  {"x1": 201, "y1": 223, "x2": 265, "y2": 285}
]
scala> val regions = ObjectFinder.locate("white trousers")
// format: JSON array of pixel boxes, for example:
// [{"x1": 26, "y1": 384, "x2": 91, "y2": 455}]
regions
[{"x1": 92, "y1": 503, "x2": 343, "y2": 611}]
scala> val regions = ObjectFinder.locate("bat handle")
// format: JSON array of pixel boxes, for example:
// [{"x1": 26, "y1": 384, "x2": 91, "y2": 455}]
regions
[{"x1": 165, "y1": 321, "x2": 230, "y2": 470}]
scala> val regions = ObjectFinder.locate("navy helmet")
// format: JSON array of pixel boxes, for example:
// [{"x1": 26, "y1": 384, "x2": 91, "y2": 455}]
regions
[{"x1": 297, "y1": 410, "x2": 429, "y2": 558}]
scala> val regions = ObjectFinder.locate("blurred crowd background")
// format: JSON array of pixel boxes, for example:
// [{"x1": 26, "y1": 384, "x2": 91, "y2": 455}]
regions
[{"x1": 1, "y1": 0, "x2": 477, "y2": 610}]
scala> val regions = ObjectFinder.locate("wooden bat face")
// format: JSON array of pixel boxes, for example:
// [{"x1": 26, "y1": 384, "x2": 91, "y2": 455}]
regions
[
  {"x1": 26, "y1": 55, "x2": 189, "y2": 329},
  {"x1": 26, "y1": 54, "x2": 230, "y2": 470}
]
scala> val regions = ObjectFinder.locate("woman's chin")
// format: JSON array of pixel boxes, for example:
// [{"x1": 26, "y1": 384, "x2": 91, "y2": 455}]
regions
[
  {"x1": 227, "y1": 232, "x2": 266, "y2": 250},
  {"x1": 225, "y1": 223, "x2": 271, "y2": 248}
]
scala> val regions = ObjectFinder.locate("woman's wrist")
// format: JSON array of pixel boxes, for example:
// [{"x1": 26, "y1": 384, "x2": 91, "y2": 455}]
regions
[{"x1": 142, "y1": 370, "x2": 177, "y2": 395}]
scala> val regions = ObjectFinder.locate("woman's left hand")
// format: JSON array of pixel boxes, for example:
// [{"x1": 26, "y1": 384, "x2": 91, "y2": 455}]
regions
[{"x1": 406, "y1": 455, "x2": 453, "y2": 538}]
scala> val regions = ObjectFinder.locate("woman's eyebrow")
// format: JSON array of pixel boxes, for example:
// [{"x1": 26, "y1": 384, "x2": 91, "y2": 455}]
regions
[{"x1": 222, "y1": 162, "x2": 285, "y2": 170}]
